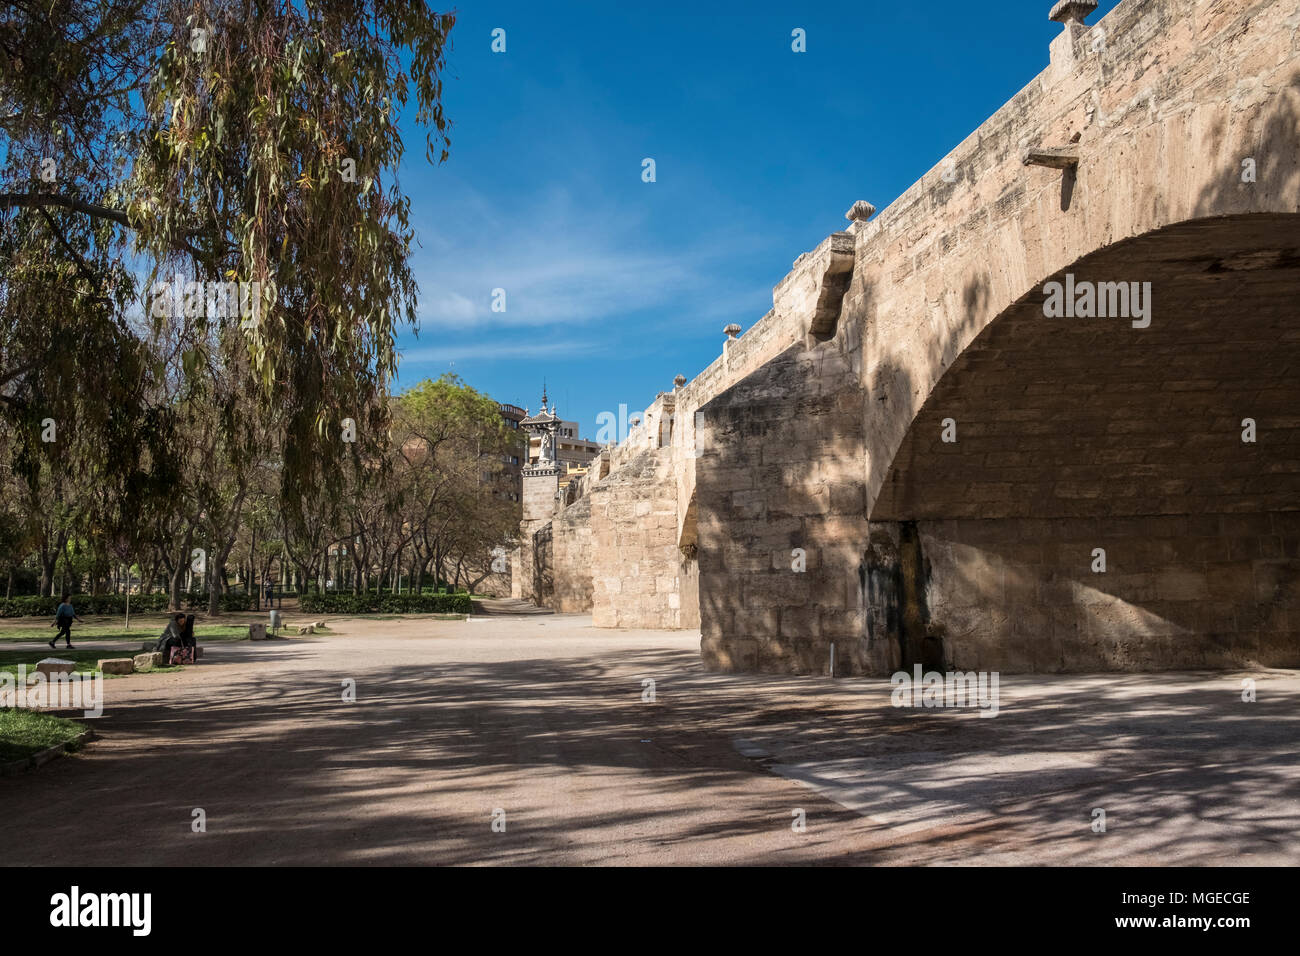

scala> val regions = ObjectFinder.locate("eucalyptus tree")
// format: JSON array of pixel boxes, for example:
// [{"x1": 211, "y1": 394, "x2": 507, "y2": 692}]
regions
[
  {"x1": 127, "y1": 0, "x2": 455, "y2": 518},
  {"x1": 2, "y1": 1, "x2": 457, "y2": 574}
]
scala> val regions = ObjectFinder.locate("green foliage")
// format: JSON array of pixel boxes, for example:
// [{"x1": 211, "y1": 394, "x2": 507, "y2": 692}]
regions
[
  {"x1": 0, "y1": 593, "x2": 170, "y2": 618},
  {"x1": 185, "y1": 592, "x2": 260, "y2": 612},
  {"x1": 0, "y1": 8, "x2": 522, "y2": 615},
  {"x1": 0, "y1": 708, "x2": 86, "y2": 763},
  {"x1": 299, "y1": 591, "x2": 471, "y2": 615},
  {"x1": 2, "y1": 0, "x2": 458, "y2": 533},
  {"x1": 128, "y1": 1, "x2": 456, "y2": 512}
]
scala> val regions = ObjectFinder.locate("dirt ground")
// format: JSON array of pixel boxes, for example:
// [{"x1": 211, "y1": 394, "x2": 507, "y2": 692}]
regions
[{"x1": 1, "y1": 612, "x2": 1296, "y2": 865}]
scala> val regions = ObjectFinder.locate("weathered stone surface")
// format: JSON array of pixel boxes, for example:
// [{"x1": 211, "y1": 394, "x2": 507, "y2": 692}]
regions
[
  {"x1": 249, "y1": 623, "x2": 267, "y2": 641},
  {"x1": 97, "y1": 658, "x2": 134, "y2": 675},
  {"x1": 133, "y1": 653, "x2": 164, "y2": 671},
  {"x1": 34, "y1": 658, "x2": 75, "y2": 678},
  {"x1": 552, "y1": 496, "x2": 594, "y2": 612}
]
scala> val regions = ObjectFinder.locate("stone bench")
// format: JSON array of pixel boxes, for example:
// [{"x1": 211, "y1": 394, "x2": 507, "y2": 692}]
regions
[
  {"x1": 97, "y1": 658, "x2": 134, "y2": 675},
  {"x1": 133, "y1": 652, "x2": 164, "y2": 671}
]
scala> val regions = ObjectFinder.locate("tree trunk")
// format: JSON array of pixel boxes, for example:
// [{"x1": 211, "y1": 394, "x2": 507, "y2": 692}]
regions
[{"x1": 169, "y1": 527, "x2": 192, "y2": 611}]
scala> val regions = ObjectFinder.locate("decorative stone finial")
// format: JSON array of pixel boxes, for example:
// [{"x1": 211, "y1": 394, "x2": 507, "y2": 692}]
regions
[
  {"x1": 674, "y1": 374, "x2": 686, "y2": 387},
  {"x1": 1049, "y1": 0, "x2": 1097, "y2": 25},
  {"x1": 629, "y1": 414, "x2": 642, "y2": 427},
  {"x1": 844, "y1": 200, "x2": 876, "y2": 222},
  {"x1": 724, "y1": 323, "x2": 742, "y2": 339}
]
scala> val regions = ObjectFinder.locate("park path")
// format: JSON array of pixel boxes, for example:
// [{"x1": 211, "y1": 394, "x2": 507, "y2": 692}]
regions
[
  {"x1": 0, "y1": 616, "x2": 885, "y2": 865},
  {"x1": 1, "y1": 614, "x2": 1297, "y2": 865}
]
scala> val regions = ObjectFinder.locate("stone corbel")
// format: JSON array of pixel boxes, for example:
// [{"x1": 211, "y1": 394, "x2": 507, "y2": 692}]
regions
[
  {"x1": 1021, "y1": 144, "x2": 1080, "y2": 169},
  {"x1": 774, "y1": 228, "x2": 857, "y2": 340}
]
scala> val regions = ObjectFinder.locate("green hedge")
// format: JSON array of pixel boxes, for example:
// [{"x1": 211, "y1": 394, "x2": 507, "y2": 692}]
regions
[
  {"x1": 0, "y1": 593, "x2": 171, "y2": 618},
  {"x1": 188, "y1": 592, "x2": 263, "y2": 612},
  {"x1": 0, "y1": 591, "x2": 256, "y2": 617},
  {"x1": 299, "y1": 592, "x2": 473, "y2": 615}
]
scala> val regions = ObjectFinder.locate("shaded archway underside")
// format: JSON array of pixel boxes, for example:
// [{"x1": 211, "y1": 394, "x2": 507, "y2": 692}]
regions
[
  {"x1": 873, "y1": 215, "x2": 1300, "y2": 522},
  {"x1": 867, "y1": 214, "x2": 1300, "y2": 672}
]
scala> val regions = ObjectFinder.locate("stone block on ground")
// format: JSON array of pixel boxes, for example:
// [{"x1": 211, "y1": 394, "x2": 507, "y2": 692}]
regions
[
  {"x1": 97, "y1": 658, "x2": 134, "y2": 676},
  {"x1": 194, "y1": 646, "x2": 204, "y2": 659},
  {"x1": 297, "y1": 624, "x2": 315, "y2": 635},
  {"x1": 34, "y1": 658, "x2": 76, "y2": 678},
  {"x1": 249, "y1": 622, "x2": 267, "y2": 641},
  {"x1": 133, "y1": 652, "x2": 164, "y2": 671}
]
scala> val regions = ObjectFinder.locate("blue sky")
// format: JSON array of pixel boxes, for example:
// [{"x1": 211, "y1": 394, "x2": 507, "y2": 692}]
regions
[{"x1": 394, "y1": 0, "x2": 1120, "y2": 435}]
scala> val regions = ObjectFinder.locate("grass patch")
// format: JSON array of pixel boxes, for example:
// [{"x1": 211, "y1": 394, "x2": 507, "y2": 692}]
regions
[
  {"x1": 0, "y1": 708, "x2": 86, "y2": 763},
  {"x1": 0, "y1": 648, "x2": 184, "y2": 682},
  {"x1": 0, "y1": 616, "x2": 250, "y2": 644}
]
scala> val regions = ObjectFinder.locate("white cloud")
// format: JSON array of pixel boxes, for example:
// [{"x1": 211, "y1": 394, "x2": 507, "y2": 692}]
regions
[
  {"x1": 398, "y1": 337, "x2": 603, "y2": 366},
  {"x1": 410, "y1": 184, "x2": 767, "y2": 332}
]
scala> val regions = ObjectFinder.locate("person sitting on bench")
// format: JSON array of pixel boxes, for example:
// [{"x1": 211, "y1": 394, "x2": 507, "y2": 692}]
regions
[{"x1": 155, "y1": 613, "x2": 186, "y2": 662}]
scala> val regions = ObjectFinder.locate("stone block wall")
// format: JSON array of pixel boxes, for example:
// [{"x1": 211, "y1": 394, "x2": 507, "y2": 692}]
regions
[
  {"x1": 530, "y1": 522, "x2": 553, "y2": 607},
  {"x1": 512, "y1": 518, "x2": 553, "y2": 606},
  {"x1": 866, "y1": 513, "x2": 1300, "y2": 673},
  {"x1": 552, "y1": 496, "x2": 594, "y2": 612},
  {"x1": 589, "y1": 448, "x2": 695, "y2": 629},
  {"x1": 696, "y1": 338, "x2": 875, "y2": 674}
]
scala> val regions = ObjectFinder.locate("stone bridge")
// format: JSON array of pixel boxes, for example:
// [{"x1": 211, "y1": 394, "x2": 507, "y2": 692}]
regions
[{"x1": 514, "y1": 0, "x2": 1300, "y2": 674}]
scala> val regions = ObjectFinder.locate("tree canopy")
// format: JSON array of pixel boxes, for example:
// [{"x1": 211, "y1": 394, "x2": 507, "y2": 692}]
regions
[
  {"x1": 0, "y1": 3, "x2": 528, "y2": 610},
  {"x1": 2, "y1": 0, "x2": 455, "y2": 508}
]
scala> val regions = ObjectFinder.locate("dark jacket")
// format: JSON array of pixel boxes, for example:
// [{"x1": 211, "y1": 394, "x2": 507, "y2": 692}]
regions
[{"x1": 155, "y1": 622, "x2": 183, "y2": 654}]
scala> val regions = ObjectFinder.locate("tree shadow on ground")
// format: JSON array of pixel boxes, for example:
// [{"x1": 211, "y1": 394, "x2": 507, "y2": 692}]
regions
[{"x1": 1, "y1": 641, "x2": 1295, "y2": 866}]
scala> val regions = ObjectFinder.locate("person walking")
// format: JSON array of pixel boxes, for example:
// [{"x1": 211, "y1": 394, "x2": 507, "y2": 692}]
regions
[
  {"x1": 264, "y1": 580, "x2": 274, "y2": 609},
  {"x1": 49, "y1": 594, "x2": 83, "y2": 649}
]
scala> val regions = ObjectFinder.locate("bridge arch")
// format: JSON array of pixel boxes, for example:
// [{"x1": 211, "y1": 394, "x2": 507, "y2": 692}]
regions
[{"x1": 865, "y1": 212, "x2": 1300, "y2": 672}]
